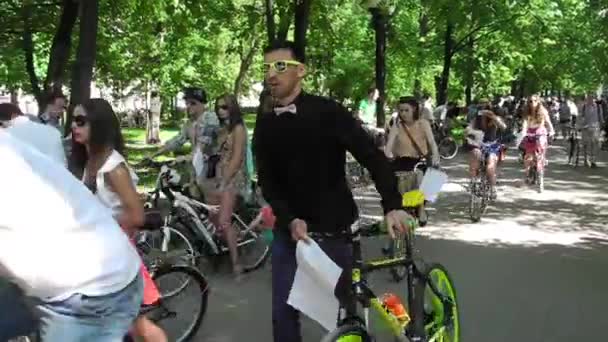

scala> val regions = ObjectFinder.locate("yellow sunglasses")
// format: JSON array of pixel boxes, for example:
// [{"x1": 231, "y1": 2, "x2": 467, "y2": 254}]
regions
[{"x1": 263, "y1": 60, "x2": 301, "y2": 73}]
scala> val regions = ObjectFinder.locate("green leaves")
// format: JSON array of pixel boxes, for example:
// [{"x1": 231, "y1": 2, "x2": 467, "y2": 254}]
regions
[{"x1": 0, "y1": 0, "x2": 606, "y2": 105}]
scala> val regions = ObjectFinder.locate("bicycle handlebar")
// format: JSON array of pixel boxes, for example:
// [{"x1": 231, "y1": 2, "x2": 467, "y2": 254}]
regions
[{"x1": 135, "y1": 158, "x2": 183, "y2": 168}]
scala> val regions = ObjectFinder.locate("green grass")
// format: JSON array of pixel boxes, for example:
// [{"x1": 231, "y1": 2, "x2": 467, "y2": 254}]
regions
[
  {"x1": 124, "y1": 126, "x2": 189, "y2": 190},
  {"x1": 125, "y1": 113, "x2": 257, "y2": 190}
]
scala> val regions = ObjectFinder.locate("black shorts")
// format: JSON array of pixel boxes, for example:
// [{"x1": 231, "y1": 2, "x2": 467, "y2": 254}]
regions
[{"x1": 392, "y1": 157, "x2": 425, "y2": 173}]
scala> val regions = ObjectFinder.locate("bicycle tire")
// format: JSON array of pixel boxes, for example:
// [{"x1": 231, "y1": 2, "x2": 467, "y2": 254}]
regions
[
  {"x1": 412, "y1": 263, "x2": 460, "y2": 342},
  {"x1": 138, "y1": 226, "x2": 196, "y2": 266},
  {"x1": 146, "y1": 265, "x2": 208, "y2": 342},
  {"x1": 232, "y1": 216, "x2": 270, "y2": 272},
  {"x1": 438, "y1": 137, "x2": 459, "y2": 160},
  {"x1": 321, "y1": 323, "x2": 374, "y2": 342},
  {"x1": 468, "y1": 180, "x2": 482, "y2": 223}
]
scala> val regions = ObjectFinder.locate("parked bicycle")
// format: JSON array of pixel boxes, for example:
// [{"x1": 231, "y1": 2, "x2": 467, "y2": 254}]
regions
[
  {"x1": 141, "y1": 159, "x2": 270, "y2": 275},
  {"x1": 321, "y1": 190, "x2": 460, "y2": 342}
]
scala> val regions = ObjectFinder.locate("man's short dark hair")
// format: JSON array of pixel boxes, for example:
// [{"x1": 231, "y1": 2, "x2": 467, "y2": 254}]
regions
[
  {"x1": 263, "y1": 40, "x2": 305, "y2": 64},
  {"x1": 0, "y1": 103, "x2": 22, "y2": 121},
  {"x1": 183, "y1": 87, "x2": 207, "y2": 104}
]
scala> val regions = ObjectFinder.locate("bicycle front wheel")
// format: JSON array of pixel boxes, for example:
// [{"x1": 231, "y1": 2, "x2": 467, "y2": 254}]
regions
[
  {"x1": 439, "y1": 137, "x2": 458, "y2": 160},
  {"x1": 321, "y1": 323, "x2": 373, "y2": 342},
  {"x1": 145, "y1": 265, "x2": 209, "y2": 342},
  {"x1": 413, "y1": 263, "x2": 460, "y2": 342},
  {"x1": 138, "y1": 226, "x2": 196, "y2": 265},
  {"x1": 468, "y1": 180, "x2": 483, "y2": 223},
  {"x1": 233, "y1": 216, "x2": 270, "y2": 272}
]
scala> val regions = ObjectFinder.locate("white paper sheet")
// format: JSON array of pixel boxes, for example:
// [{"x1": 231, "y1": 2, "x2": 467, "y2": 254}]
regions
[
  {"x1": 419, "y1": 168, "x2": 448, "y2": 203},
  {"x1": 192, "y1": 149, "x2": 204, "y2": 178},
  {"x1": 287, "y1": 240, "x2": 343, "y2": 331}
]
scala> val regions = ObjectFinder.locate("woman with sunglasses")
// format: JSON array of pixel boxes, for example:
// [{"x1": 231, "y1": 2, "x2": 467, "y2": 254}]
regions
[
  {"x1": 70, "y1": 99, "x2": 167, "y2": 342},
  {"x1": 205, "y1": 94, "x2": 250, "y2": 278}
]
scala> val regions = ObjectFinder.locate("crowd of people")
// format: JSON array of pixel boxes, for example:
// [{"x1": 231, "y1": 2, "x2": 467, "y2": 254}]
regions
[{"x1": 1, "y1": 37, "x2": 606, "y2": 342}]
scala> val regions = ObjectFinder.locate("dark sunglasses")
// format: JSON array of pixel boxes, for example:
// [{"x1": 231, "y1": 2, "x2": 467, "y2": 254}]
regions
[
  {"x1": 218, "y1": 104, "x2": 229, "y2": 110},
  {"x1": 73, "y1": 115, "x2": 88, "y2": 127}
]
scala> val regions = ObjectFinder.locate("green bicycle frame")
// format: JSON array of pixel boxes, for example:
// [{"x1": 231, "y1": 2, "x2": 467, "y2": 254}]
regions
[{"x1": 347, "y1": 227, "x2": 427, "y2": 339}]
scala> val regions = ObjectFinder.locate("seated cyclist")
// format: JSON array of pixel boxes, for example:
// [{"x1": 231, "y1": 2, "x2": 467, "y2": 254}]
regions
[
  {"x1": 384, "y1": 96, "x2": 440, "y2": 190},
  {"x1": 465, "y1": 109, "x2": 506, "y2": 200},
  {"x1": 519, "y1": 94, "x2": 555, "y2": 180},
  {"x1": 384, "y1": 96, "x2": 440, "y2": 226}
]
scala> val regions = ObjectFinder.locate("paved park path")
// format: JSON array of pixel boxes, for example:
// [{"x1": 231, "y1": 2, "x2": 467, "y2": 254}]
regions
[{"x1": 193, "y1": 139, "x2": 608, "y2": 342}]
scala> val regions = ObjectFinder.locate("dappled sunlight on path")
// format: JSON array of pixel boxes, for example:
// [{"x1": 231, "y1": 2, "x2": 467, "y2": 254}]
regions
[{"x1": 354, "y1": 141, "x2": 608, "y2": 249}]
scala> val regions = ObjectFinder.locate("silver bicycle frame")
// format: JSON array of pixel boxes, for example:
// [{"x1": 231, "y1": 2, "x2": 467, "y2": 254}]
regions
[{"x1": 172, "y1": 193, "x2": 221, "y2": 255}]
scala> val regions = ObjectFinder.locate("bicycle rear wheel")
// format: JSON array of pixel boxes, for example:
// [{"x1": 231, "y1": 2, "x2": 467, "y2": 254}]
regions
[
  {"x1": 413, "y1": 263, "x2": 460, "y2": 342},
  {"x1": 145, "y1": 265, "x2": 208, "y2": 342},
  {"x1": 321, "y1": 323, "x2": 374, "y2": 342}
]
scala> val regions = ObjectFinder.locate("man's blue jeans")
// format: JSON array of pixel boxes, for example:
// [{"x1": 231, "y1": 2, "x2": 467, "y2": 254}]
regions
[
  {"x1": 36, "y1": 273, "x2": 143, "y2": 341},
  {"x1": 272, "y1": 233, "x2": 353, "y2": 342}
]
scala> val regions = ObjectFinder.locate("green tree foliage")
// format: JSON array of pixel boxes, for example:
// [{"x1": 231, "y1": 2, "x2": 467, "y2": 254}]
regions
[{"x1": 1, "y1": 0, "x2": 606, "y2": 111}]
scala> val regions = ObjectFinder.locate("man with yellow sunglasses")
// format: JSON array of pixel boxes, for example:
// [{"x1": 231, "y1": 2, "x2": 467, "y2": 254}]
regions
[{"x1": 254, "y1": 40, "x2": 413, "y2": 342}]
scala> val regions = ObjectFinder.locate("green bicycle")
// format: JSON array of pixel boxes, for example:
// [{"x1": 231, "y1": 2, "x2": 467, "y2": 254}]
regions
[{"x1": 321, "y1": 190, "x2": 460, "y2": 342}]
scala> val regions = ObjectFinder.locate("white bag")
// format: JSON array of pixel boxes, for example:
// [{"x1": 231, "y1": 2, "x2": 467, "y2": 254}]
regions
[
  {"x1": 419, "y1": 168, "x2": 448, "y2": 203},
  {"x1": 192, "y1": 148, "x2": 205, "y2": 179}
]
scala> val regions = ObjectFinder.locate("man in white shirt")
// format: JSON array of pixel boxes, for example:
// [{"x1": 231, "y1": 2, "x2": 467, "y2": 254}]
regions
[
  {"x1": 0, "y1": 103, "x2": 67, "y2": 167},
  {"x1": 420, "y1": 94, "x2": 434, "y2": 122},
  {"x1": 0, "y1": 131, "x2": 143, "y2": 341}
]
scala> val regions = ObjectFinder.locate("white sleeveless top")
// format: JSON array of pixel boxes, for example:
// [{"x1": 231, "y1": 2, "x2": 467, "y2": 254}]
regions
[{"x1": 86, "y1": 150, "x2": 139, "y2": 218}]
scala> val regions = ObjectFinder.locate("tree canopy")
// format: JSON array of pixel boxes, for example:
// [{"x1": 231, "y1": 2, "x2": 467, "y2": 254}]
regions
[{"x1": 1, "y1": 0, "x2": 606, "y2": 109}]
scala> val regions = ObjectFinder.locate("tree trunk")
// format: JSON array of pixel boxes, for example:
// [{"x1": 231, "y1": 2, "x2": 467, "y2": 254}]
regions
[
  {"x1": 371, "y1": 8, "x2": 387, "y2": 128},
  {"x1": 10, "y1": 89, "x2": 19, "y2": 104},
  {"x1": 464, "y1": 36, "x2": 475, "y2": 105},
  {"x1": 276, "y1": 5, "x2": 292, "y2": 43},
  {"x1": 67, "y1": 0, "x2": 99, "y2": 132},
  {"x1": 147, "y1": 95, "x2": 161, "y2": 144},
  {"x1": 21, "y1": 1, "x2": 42, "y2": 106},
  {"x1": 264, "y1": 0, "x2": 276, "y2": 44},
  {"x1": 413, "y1": 0, "x2": 429, "y2": 99},
  {"x1": 437, "y1": 20, "x2": 455, "y2": 105},
  {"x1": 294, "y1": 0, "x2": 312, "y2": 61},
  {"x1": 234, "y1": 38, "x2": 259, "y2": 97},
  {"x1": 44, "y1": 0, "x2": 79, "y2": 97}
]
